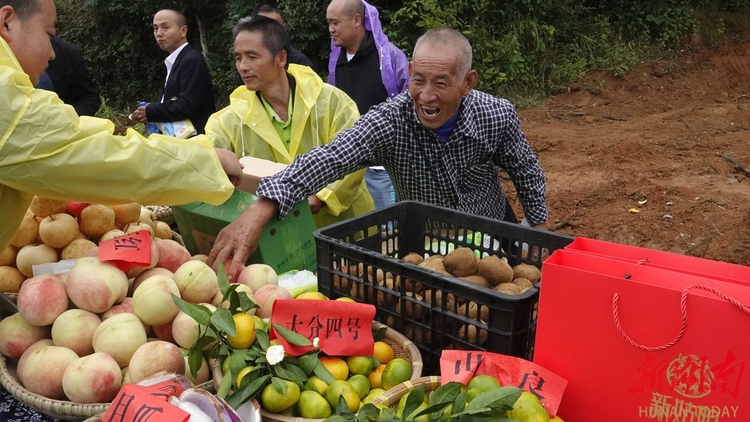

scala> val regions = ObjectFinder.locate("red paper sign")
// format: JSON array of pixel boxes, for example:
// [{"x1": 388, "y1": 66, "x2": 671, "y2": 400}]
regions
[
  {"x1": 65, "y1": 201, "x2": 89, "y2": 217},
  {"x1": 103, "y1": 381, "x2": 189, "y2": 422},
  {"x1": 440, "y1": 350, "x2": 567, "y2": 417},
  {"x1": 270, "y1": 299, "x2": 376, "y2": 357},
  {"x1": 98, "y1": 230, "x2": 152, "y2": 271}
]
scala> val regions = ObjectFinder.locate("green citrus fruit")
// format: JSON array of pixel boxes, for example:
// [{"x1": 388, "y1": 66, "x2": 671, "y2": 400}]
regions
[
  {"x1": 297, "y1": 390, "x2": 333, "y2": 418},
  {"x1": 260, "y1": 379, "x2": 300, "y2": 413},
  {"x1": 347, "y1": 374, "x2": 371, "y2": 399},
  {"x1": 381, "y1": 358, "x2": 413, "y2": 390},
  {"x1": 347, "y1": 355, "x2": 375, "y2": 376},
  {"x1": 325, "y1": 379, "x2": 360, "y2": 412},
  {"x1": 304, "y1": 375, "x2": 329, "y2": 395},
  {"x1": 508, "y1": 391, "x2": 550, "y2": 422}
]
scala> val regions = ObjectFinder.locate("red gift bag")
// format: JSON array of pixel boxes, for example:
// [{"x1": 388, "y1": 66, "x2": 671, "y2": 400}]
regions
[
  {"x1": 535, "y1": 249, "x2": 750, "y2": 421},
  {"x1": 565, "y1": 237, "x2": 750, "y2": 284}
]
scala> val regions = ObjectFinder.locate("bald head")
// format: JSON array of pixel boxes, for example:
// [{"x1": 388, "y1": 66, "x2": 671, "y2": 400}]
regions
[
  {"x1": 414, "y1": 28, "x2": 473, "y2": 76},
  {"x1": 326, "y1": 0, "x2": 365, "y2": 53},
  {"x1": 155, "y1": 9, "x2": 186, "y2": 27}
]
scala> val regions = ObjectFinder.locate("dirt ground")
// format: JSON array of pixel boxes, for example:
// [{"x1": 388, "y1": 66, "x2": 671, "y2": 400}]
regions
[{"x1": 511, "y1": 33, "x2": 750, "y2": 267}]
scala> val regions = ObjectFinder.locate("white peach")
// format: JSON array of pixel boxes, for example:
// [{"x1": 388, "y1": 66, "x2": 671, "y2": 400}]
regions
[
  {"x1": 52, "y1": 309, "x2": 101, "y2": 357},
  {"x1": 17, "y1": 273, "x2": 69, "y2": 326},
  {"x1": 62, "y1": 352, "x2": 122, "y2": 403}
]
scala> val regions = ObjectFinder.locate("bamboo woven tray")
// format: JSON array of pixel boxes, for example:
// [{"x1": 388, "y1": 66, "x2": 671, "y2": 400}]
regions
[{"x1": 211, "y1": 320, "x2": 424, "y2": 422}]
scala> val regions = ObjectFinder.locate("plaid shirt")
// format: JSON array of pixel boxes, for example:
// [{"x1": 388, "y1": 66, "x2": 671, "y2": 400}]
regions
[{"x1": 257, "y1": 90, "x2": 549, "y2": 225}]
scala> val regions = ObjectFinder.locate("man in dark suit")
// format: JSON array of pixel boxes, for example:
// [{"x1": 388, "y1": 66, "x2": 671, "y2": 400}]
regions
[
  {"x1": 35, "y1": 36, "x2": 101, "y2": 116},
  {"x1": 129, "y1": 9, "x2": 214, "y2": 135}
]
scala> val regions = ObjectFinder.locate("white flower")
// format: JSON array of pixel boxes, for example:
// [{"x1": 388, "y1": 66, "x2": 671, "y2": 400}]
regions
[
  {"x1": 266, "y1": 344, "x2": 285, "y2": 365},
  {"x1": 313, "y1": 337, "x2": 320, "y2": 350}
]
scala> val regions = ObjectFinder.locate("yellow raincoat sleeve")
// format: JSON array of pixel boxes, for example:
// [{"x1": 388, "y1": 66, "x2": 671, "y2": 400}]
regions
[
  {"x1": 313, "y1": 94, "x2": 367, "y2": 217},
  {"x1": 0, "y1": 38, "x2": 233, "y2": 250}
]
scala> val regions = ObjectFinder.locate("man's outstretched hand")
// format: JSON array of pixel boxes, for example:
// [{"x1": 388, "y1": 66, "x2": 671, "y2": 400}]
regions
[{"x1": 206, "y1": 197, "x2": 279, "y2": 280}]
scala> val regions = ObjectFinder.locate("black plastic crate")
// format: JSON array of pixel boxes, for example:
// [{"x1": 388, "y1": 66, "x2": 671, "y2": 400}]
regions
[{"x1": 313, "y1": 201, "x2": 573, "y2": 373}]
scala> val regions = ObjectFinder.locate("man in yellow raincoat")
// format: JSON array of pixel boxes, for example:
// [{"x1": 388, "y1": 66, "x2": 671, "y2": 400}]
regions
[
  {"x1": 206, "y1": 15, "x2": 374, "y2": 228},
  {"x1": 0, "y1": 0, "x2": 242, "y2": 251}
]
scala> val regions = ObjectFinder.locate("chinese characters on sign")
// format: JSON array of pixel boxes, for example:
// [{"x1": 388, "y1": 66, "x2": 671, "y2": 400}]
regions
[
  {"x1": 98, "y1": 230, "x2": 152, "y2": 271},
  {"x1": 439, "y1": 350, "x2": 567, "y2": 417},
  {"x1": 271, "y1": 299, "x2": 376, "y2": 356}
]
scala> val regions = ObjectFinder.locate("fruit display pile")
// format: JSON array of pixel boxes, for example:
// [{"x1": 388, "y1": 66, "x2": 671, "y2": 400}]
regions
[
  {"x1": 0, "y1": 196, "x2": 563, "y2": 422},
  {"x1": 1, "y1": 197, "x2": 175, "y2": 294}
]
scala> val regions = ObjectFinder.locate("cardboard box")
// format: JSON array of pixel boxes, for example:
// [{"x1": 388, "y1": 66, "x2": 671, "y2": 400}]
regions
[
  {"x1": 237, "y1": 156, "x2": 288, "y2": 195},
  {"x1": 173, "y1": 189, "x2": 317, "y2": 274}
]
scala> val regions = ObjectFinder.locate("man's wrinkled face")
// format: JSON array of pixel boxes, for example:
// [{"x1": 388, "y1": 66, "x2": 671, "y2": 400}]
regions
[
  {"x1": 234, "y1": 30, "x2": 286, "y2": 92},
  {"x1": 2, "y1": 0, "x2": 57, "y2": 85},
  {"x1": 153, "y1": 10, "x2": 186, "y2": 54},
  {"x1": 408, "y1": 43, "x2": 475, "y2": 130}
]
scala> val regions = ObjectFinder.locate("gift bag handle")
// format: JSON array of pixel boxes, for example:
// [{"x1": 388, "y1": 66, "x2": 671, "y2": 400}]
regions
[{"x1": 613, "y1": 284, "x2": 750, "y2": 352}]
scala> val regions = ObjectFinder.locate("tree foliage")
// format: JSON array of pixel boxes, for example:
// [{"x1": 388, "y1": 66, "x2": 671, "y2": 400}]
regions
[{"x1": 54, "y1": 0, "x2": 749, "y2": 113}]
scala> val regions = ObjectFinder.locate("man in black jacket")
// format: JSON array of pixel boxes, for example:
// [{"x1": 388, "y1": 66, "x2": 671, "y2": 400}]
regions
[
  {"x1": 35, "y1": 36, "x2": 101, "y2": 116},
  {"x1": 129, "y1": 9, "x2": 214, "y2": 135}
]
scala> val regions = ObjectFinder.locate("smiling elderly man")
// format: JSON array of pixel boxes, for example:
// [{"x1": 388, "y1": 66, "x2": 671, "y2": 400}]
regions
[{"x1": 208, "y1": 28, "x2": 549, "y2": 279}]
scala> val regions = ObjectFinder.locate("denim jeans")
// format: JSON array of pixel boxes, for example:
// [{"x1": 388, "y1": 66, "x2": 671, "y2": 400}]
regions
[{"x1": 364, "y1": 167, "x2": 395, "y2": 210}]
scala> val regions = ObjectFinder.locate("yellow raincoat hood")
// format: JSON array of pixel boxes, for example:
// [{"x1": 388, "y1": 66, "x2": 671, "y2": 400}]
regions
[
  {"x1": 0, "y1": 37, "x2": 233, "y2": 251},
  {"x1": 207, "y1": 64, "x2": 373, "y2": 228}
]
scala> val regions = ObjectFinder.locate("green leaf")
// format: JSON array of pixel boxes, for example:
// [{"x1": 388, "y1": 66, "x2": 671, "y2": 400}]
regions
[
  {"x1": 172, "y1": 295, "x2": 211, "y2": 326},
  {"x1": 464, "y1": 387, "x2": 521, "y2": 414},
  {"x1": 321, "y1": 416, "x2": 354, "y2": 422},
  {"x1": 313, "y1": 359, "x2": 336, "y2": 384},
  {"x1": 335, "y1": 395, "x2": 351, "y2": 415},
  {"x1": 452, "y1": 390, "x2": 467, "y2": 415},
  {"x1": 237, "y1": 290, "x2": 259, "y2": 312},
  {"x1": 271, "y1": 376, "x2": 288, "y2": 394},
  {"x1": 226, "y1": 373, "x2": 272, "y2": 409},
  {"x1": 255, "y1": 328, "x2": 270, "y2": 349},
  {"x1": 193, "y1": 334, "x2": 217, "y2": 353},
  {"x1": 373, "y1": 325, "x2": 388, "y2": 342},
  {"x1": 216, "y1": 366, "x2": 234, "y2": 399},
  {"x1": 187, "y1": 347, "x2": 203, "y2": 379},
  {"x1": 357, "y1": 403, "x2": 381, "y2": 418},
  {"x1": 212, "y1": 307, "x2": 236, "y2": 337},
  {"x1": 429, "y1": 382, "x2": 463, "y2": 406},
  {"x1": 273, "y1": 324, "x2": 313, "y2": 346},
  {"x1": 272, "y1": 361, "x2": 306, "y2": 388},
  {"x1": 403, "y1": 384, "x2": 426, "y2": 422},
  {"x1": 217, "y1": 261, "x2": 230, "y2": 294},
  {"x1": 296, "y1": 352, "x2": 319, "y2": 375},
  {"x1": 227, "y1": 351, "x2": 247, "y2": 382}
]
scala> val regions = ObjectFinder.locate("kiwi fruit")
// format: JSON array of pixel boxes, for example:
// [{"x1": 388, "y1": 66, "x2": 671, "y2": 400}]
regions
[
  {"x1": 458, "y1": 324, "x2": 488, "y2": 346},
  {"x1": 459, "y1": 275, "x2": 490, "y2": 289},
  {"x1": 512, "y1": 277, "x2": 534, "y2": 290},
  {"x1": 494, "y1": 282, "x2": 523, "y2": 295},
  {"x1": 419, "y1": 259, "x2": 446, "y2": 273},
  {"x1": 477, "y1": 255, "x2": 513, "y2": 286},
  {"x1": 402, "y1": 252, "x2": 424, "y2": 265},
  {"x1": 424, "y1": 254, "x2": 443, "y2": 262},
  {"x1": 401, "y1": 291, "x2": 425, "y2": 320},
  {"x1": 376, "y1": 276, "x2": 397, "y2": 307},
  {"x1": 443, "y1": 248, "x2": 479, "y2": 277},
  {"x1": 457, "y1": 301, "x2": 489, "y2": 322},
  {"x1": 512, "y1": 263, "x2": 541, "y2": 283},
  {"x1": 422, "y1": 289, "x2": 442, "y2": 308},
  {"x1": 404, "y1": 324, "x2": 430, "y2": 343}
]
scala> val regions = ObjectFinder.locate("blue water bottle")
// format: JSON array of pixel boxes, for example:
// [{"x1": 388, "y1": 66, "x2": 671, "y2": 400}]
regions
[{"x1": 139, "y1": 101, "x2": 160, "y2": 135}]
